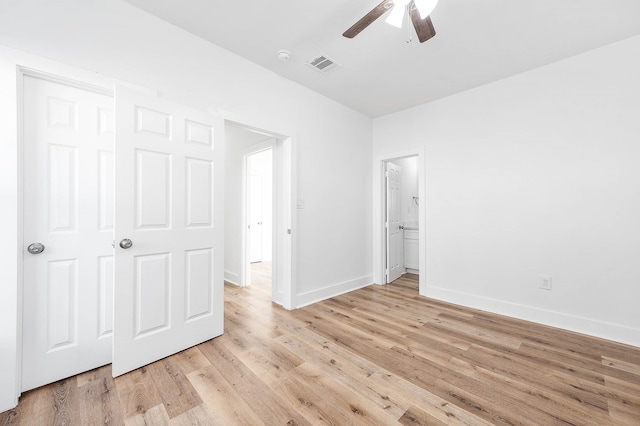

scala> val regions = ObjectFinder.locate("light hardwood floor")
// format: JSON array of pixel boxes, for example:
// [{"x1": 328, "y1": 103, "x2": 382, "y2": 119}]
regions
[{"x1": 2, "y1": 264, "x2": 639, "y2": 425}]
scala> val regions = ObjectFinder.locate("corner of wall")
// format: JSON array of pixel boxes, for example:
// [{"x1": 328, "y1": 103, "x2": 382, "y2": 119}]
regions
[
  {"x1": 224, "y1": 271, "x2": 241, "y2": 286},
  {"x1": 295, "y1": 275, "x2": 373, "y2": 309}
]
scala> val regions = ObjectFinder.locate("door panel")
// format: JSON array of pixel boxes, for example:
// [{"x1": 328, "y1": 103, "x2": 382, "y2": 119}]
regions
[
  {"x1": 98, "y1": 150, "x2": 115, "y2": 230},
  {"x1": 134, "y1": 253, "x2": 171, "y2": 336},
  {"x1": 48, "y1": 144, "x2": 77, "y2": 231},
  {"x1": 98, "y1": 256, "x2": 115, "y2": 337},
  {"x1": 135, "y1": 149, "x2": 172, "y2": 228},
  {"x1": 185, "y1": 248, "x2": 214, "y2": 320},
  {"x1": 22, "y1": 76, "x2": 113, "y2": 391},
  {"x1": 112, "y1": 87, "x2": 224, "y2": 377},
  {"x1": 47, "y1": 259, "x2": 77, "y2": 349},
  {"x1": 186, "y1": 158, "x2": 214, "y2": 227},
  {"x1": 386, "y1": 162, "x2": 403, "y2": 283}
]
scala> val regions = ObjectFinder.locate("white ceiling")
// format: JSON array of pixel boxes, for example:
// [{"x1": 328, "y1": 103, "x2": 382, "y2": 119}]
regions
[{"x1": 123, "y1": 1, "x2": 640, "y2": 117}]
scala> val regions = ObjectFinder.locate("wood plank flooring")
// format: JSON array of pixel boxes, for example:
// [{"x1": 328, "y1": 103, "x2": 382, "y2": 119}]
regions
[{"x1": 2, "y1": 264, "x2": 639, "y2": 425}]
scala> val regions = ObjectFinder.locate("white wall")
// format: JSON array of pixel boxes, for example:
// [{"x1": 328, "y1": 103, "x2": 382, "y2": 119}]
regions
[
  {"x1": 0, "y1": 0, "x2": 372, "y2": 410},
  {"x1": 374, "y1": 36, "x2": 640, "y2": 347}
]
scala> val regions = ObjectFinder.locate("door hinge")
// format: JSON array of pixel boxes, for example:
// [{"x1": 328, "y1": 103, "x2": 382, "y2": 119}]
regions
[{"x1": 287, "y1": 229, "x2": 292, "y2": 235}]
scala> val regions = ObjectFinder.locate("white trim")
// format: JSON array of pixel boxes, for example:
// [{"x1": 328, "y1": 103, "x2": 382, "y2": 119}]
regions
[
  {"x1": 279, "y1": 135, "x2": 297, "y2": 310},
  {"x1": 18, "y1": 66, "x2": 113, "y2": 96},
  {"x1": 295, "y1": 276, "x2": 373, "y2": 309},
  {"x1": 426, "y1": 285, "x2": 640, "y2": 348}
]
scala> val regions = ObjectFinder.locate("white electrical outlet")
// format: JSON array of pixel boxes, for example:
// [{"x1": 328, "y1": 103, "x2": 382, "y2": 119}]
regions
[{"x1": 540, "y1": 276, "x2": 552, "y2": 290}]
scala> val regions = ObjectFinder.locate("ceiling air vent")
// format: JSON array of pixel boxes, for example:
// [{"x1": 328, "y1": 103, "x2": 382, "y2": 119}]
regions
[{"x1": 307, "y1": 55, "x2": 342, "y2": 74}]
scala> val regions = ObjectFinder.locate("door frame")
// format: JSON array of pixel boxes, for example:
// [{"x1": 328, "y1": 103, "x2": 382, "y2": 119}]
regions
[
  {"x1": 373, "y1": 147, "x2": 426, "y2": 294},
  {"x1": 229, "y1": 120, "x2": 296, "y2": 309}
]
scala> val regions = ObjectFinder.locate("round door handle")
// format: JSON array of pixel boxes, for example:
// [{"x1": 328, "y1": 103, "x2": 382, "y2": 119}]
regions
[
  {"x1": 119, "y1": 238, "x2": 133, "y2": 249},
  {"x1": 27, "y1": 242, "x2": 45, "y2": 254}
]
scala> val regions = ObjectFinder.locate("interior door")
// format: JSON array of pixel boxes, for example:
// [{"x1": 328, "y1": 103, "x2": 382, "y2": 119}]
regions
[
  {"x1": 386, "y1": 162, "x2": 403, "y2": 283},
  {"x1": 21, "y1": 75, "x2": 114, "y2": 391},
  {"x1": 112, "y1": 87, "x2": 224, "y2": 376},
  {"x1": 249, "y1": 174, "x2": 263, "y2": 263}
]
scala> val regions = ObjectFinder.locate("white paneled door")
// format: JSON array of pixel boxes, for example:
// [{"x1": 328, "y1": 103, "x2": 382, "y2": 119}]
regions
[
  {"x1": 112, "y1": 87, "x2": 224, "y2": 377},
  {"x1": 22, "y1": 76, "x2": 115, "y2": 391},
  {"x1": 22, "y1": 75, "x2": 224, "y2": 388},
  {"x1": 386, "y1": 162, "x2": 403, "y2": 283}
]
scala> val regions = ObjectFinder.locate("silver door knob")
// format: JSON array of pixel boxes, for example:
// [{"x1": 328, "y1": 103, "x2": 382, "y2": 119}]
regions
[
  {"x1": 27, "y1": 242, "x2": 45, "y2": 254},
  {"x1": 119, "y1": 238, "x2": 133, "y2": 249}
]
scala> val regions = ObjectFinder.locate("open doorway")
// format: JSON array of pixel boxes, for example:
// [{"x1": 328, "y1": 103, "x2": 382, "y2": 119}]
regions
[
  {"x1": 384, "y1": 156, "x2": 420, "y2": 285},
  {"x1": 246, "y1": 147, "x2": 273, "y2": 290},
  {"x1": 375, "y1": 149, "x2": 425, "y2": 294},
  {"x1": 224, "y1": 122, "x2": 294, "y2": 308}
]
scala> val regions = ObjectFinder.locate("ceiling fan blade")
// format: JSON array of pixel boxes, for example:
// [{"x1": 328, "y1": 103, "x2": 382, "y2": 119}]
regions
[
  {"x1": 409, "y1": 1, "x2": 436, "y2": 43},
  {"x1": 343, "y1": 0, "x2": 394, "y2": 39}
]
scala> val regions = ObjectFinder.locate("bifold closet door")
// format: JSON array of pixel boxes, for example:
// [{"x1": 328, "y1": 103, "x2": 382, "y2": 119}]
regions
[
  {"x1": 386, "y1": 162, "x2": 403, "y2": 283},
  {"x1": 22, "y1": 77, "x2": 225, "y2": 389},
  {"x1": 21, "y1": 75, "x2": 114, "y2": 391},
  {"x1": 112, "y1": 86, "x2": 224, "y2": 377}
]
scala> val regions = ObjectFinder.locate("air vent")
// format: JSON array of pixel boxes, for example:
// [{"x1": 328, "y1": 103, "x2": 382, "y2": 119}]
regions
[{"x1": 307, "y1": 55, "x2": 342, "y2": 74}]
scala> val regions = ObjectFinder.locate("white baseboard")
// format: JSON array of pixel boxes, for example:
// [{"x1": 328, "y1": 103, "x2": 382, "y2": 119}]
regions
[
  {"x1": 425, "y1": 285, "x2": 640, "y2": 348},
  {"x1": 224, "y1": 270, "x2": 240, "y2": 286},
  {"x1": 295, "y1": 275, "x2": 373, "y2": 309}
]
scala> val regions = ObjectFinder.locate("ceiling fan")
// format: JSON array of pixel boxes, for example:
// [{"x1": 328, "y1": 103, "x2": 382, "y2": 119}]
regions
[{"x1": 343, "y1": 0, "x2": 437, "y2": 43}]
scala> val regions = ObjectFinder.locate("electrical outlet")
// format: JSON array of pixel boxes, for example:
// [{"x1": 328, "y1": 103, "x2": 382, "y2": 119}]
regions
[{"x1": 540, "y1": 276, "x2": 552, "y2": 290}]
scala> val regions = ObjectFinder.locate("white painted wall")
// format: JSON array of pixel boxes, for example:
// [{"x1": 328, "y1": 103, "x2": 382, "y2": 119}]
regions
[
  {"x1": 0, "y1": 0, "x2": 372, "y2": 410},
  {"x1": 374, "y1": 36, "x2": 640, "y2": 347}
]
